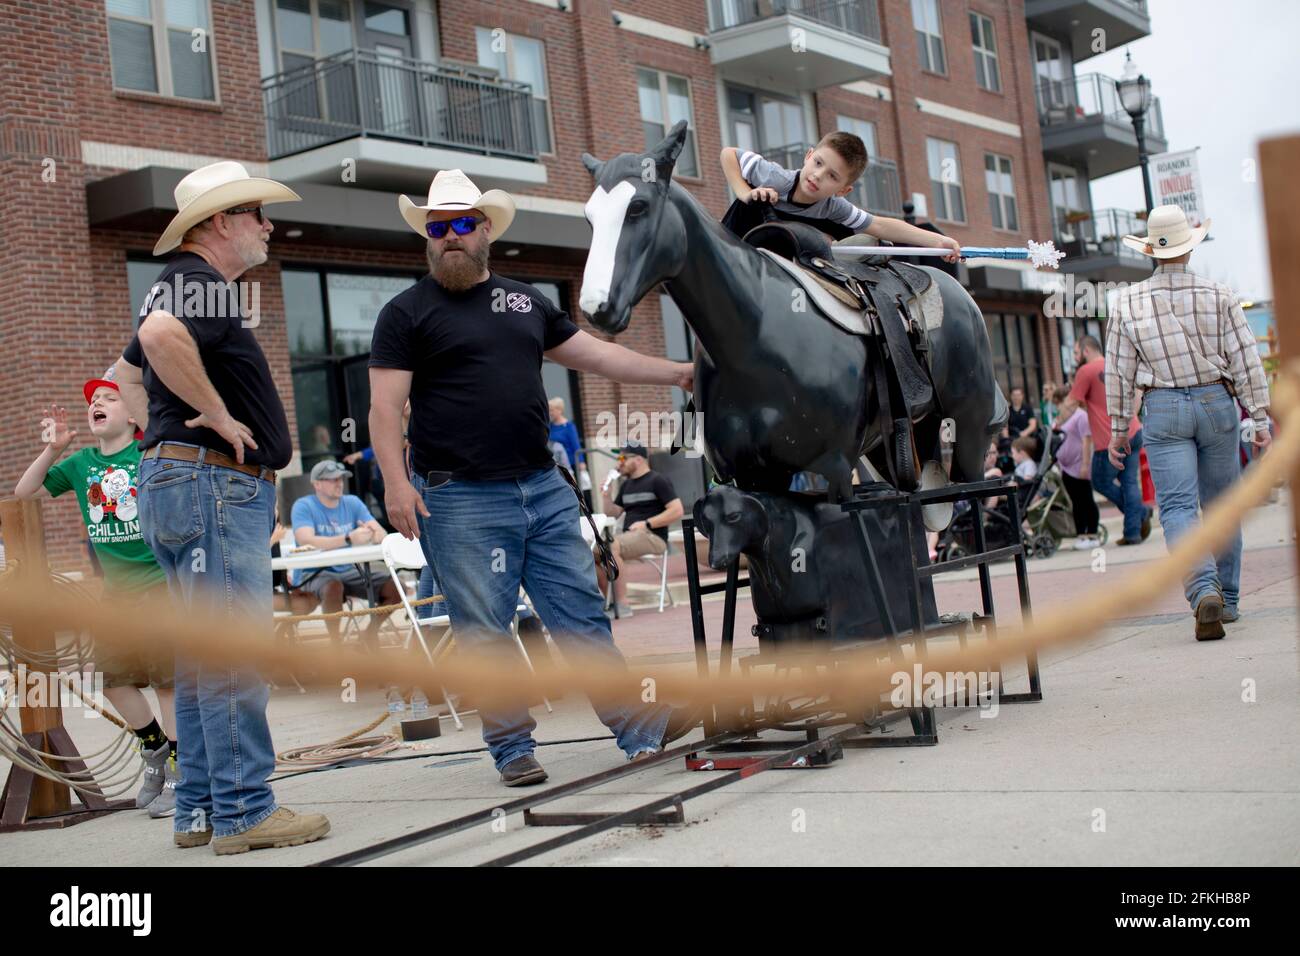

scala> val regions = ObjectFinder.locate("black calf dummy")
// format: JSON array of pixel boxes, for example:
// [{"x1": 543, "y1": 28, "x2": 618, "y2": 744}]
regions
[{"x1": 694, "y1": 485, "x2": 938, "y2": 649}]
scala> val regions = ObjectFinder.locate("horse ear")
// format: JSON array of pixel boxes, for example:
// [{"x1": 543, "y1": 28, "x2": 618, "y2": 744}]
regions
[
  {"x1": 649, "y1": 119, "x2": 688, "y2": 178},
  {"x1": 581, "y1": 153, "x2": 604, "y2": 178},
  {"x1": 692, "y1": 497, "x2": 712, "y2": 537}
]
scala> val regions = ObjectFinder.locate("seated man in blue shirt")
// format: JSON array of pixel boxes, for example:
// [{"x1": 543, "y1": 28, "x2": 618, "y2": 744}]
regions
[{"x1": 291, "y1": 459, "x2": 401, "y2": 648}]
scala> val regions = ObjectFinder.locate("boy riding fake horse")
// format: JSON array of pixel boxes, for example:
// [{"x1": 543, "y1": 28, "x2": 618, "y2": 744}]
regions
[{"x1": 720, "y1": 131, "x2": 960, "y2": 260}]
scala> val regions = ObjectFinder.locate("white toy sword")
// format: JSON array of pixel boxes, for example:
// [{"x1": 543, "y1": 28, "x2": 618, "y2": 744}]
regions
[{"x1": 833, "y1": 239, "x2": 1067, "y2": 269}]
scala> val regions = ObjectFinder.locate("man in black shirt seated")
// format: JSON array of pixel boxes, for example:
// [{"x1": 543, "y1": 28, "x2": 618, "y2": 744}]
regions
[{"x1": 597, "y1": 443, "x2": 683, "y2": 618}]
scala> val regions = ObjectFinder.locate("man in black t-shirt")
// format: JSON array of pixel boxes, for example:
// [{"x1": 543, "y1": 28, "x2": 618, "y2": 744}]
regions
[
  {"x1": 596, "y1": 443, "x2": 682, "y2": 617},
  {"x1": 112, "y1": 161, "x2": 328, "y2": 854},
  {"x1": 369, "y1": 169, "x2": 702, "y2": 786}
]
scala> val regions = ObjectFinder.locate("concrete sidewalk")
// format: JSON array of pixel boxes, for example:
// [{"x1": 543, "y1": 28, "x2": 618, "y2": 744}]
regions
[{"x1": 2, "y1": 501, "x2": 1295, "y2": 866}]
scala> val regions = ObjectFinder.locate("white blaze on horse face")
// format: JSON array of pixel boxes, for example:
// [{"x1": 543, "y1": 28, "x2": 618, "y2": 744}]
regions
[{"x1": 580, "y1": 180, "x2": 637, "y2": 316}]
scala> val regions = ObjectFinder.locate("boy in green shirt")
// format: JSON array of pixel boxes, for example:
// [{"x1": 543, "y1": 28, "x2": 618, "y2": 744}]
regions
[{"x1": 14, "y1": 373, "x2": 177, "y2": 818}]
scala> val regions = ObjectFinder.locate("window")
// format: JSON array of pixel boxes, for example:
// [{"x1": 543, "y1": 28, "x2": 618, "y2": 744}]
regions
[
  {"x1": 987, "y1": 313, "x2": 1042, "y2": 400},
  {"x1": 926, "y1": 138, "x2": 964, "y2": 222},
  {"x1": 837, "y1": 114, "x2": 879, "y2": 211},
  {"x1": 727, "y1": 86, "x2": 806, "y2": 168},
  {"x1": 637, "y1": 69, "x2": 699, "y2": 177},
  {"x1": 476, "y1": 28, "x2": 553, "y2": 153},
  {"x1": 522, "y1": 280, "x2": 587, "y2": 446},
  {"x1": 985, "y1": 153, "x2": 1018, "y2": 231},
  {"x1": 1032, "y1": 33, "x2": 1069, "y2": 113},
  {"x1": 273, "y1": 0, "x2": 355, "y2": 120},
  {"x1": 106, "y1": 0, "x2": 216, "y2": 100},
  {"x1": 911, "y1": 0, "x2": 946, "y2": 74},
  {"x1": 970, "y1": 12, "x2": 1000, "y2": 93},
  {"x1": 284, "y1": 267, "x2": 418, "y2": 474},
  {"x1": 1048, "y1": 163, "x2": 1088, "y2": 239},
  {"x1": 660, "y1": 293, "x2": 696, "y2": 414}
]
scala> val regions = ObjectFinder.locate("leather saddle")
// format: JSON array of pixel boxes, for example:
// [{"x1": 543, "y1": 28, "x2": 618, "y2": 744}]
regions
[{"x1": 743, "y1": 220, "x2": 937, "y2": 424}]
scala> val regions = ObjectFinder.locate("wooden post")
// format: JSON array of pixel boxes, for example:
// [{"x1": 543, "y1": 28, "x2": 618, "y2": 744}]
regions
[
  {"x1": 1259, "y1": 135, "x2": 1300, "y2": 584},
  {"x1": 0, "y1": 496, "x2": 128, "y2": 830}
]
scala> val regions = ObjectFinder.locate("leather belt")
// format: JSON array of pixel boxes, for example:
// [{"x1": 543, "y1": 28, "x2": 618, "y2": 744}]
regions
[{"x1": 146, "y1": 442, "x2": 276, "y2": 483}]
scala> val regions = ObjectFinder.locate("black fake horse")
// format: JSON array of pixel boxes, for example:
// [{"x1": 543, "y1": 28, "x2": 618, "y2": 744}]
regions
[{"x1": 578, "y1": 121, "x2": 1006, "y2": 500}]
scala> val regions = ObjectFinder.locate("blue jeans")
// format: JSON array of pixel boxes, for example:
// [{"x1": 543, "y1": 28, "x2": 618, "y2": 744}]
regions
[
  {"x1": 138, "y1": 447, "x2": 278, "y2": 837},
  {"x1": 416, "y1": 564, "x2": 448, "y2": 621},
  {"x1": 1091, "y1": 428, "x2": 1146, "y2": 541},
  {"x1": 412, "y1": 467, "x2": 669, "y2": 769},
  {"x1": 1141, "y1": 384, "x2": 1244, "y2": 610}
]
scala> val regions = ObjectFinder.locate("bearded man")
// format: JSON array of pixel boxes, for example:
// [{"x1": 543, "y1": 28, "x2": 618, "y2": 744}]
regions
[{"x1": 368, "y1": 170, "x2": 702, "y2": 786}]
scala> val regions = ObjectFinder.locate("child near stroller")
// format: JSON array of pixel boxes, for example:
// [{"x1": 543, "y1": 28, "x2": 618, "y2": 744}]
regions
[{"x1": 936, "y1": 430, "x2": 1106, "y2": 562}]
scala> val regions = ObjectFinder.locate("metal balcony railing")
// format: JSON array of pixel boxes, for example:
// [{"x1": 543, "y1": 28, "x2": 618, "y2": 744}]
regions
[
  {"x1": 708, "y1": 0, "x2": 882, "y2": 42},
  {"x1": 1036, "y1": 72, "x2": 1164, "y2": 141},
  {"x1": 1053, "y1": 208, "x2": 1146, "y2": 258},
  {"x1": 262, "y1": 49, "x2": 540, "y2": 160},
  {"x1": 853, "y1": 158, "x2": 902, "y2": 217},
  {"x1": 764, "y1": 141, "x2": 810, "y2": 172}
]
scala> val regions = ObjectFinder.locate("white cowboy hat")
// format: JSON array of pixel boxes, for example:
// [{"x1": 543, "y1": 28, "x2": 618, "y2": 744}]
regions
[
  {"x1": 1121, "y1": 204, "x2": 1211, "y2": 259},
  {"x1": 398, "y1": 169, "x2": 515, "y2": 242},
  {"x1": 153, "y1": 161, "x2": 301, "y2": 256}
]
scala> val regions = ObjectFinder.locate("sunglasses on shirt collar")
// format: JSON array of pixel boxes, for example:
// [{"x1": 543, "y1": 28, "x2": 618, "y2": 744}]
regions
[{"x1": 425, "y1": 215, "x2": 485, "y2": 239}]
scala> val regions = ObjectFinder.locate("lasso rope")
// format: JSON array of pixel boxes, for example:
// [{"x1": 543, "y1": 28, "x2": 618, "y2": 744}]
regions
[
  {"x1": 278, "y1": 593, "x2": 447, "y2": 624},
  {"x1": 1, "y1": 367, "x2": 1296, "y2": 753}
]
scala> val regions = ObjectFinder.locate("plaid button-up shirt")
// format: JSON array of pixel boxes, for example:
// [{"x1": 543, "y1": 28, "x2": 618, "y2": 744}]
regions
[{"x1": 1105, "y1": 263, "x2": 1270, "y2": 434}]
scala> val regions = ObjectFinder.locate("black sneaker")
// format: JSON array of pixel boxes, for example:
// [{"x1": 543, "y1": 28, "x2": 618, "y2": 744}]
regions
[
  {"x1": 499, "y1": 754, "x2": 548, "y2": 787},
  {"x1": 1140, "y1": 507, "x2": 1153, "y2": 542}
]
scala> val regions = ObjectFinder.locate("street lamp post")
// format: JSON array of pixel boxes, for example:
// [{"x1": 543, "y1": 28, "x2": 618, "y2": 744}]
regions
[{"x1": 1117, "y1": 51, "x2": 1155, "y2": 213}]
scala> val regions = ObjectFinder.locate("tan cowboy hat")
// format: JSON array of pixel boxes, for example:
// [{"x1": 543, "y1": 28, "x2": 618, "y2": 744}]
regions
[
  {"x1": 398, "y1": 169, "x2": 515, "y2": 242},
  {"x1": 153, "y1": 161, "x2": 301, "y2": 256},
  {"x1": 1121, "y1": 204, "x2": 1211, "y2": 259}
]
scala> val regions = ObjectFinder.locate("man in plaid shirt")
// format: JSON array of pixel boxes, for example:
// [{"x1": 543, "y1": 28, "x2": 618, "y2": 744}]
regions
[{"x1": 1105, "y1": 206, "x2": 1272, "y2": 641}]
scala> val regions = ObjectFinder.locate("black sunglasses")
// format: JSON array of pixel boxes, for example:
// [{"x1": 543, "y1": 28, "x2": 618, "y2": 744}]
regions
[
  {"x1": 425, "y1": 215, "x2": 484, "y2": 239},
  {"x1": 224, "y1": 205, "x2": 267, "y2": 224}
]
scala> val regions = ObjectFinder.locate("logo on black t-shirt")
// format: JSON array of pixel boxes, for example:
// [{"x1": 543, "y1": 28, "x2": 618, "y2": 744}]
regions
[{"x1": 506, "y1": 292, "x2": 533, "y2": 313}]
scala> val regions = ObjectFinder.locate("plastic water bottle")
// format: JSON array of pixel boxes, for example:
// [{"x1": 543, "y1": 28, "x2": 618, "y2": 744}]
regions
[
  {"x1": 386, "y1": 688, "x2": 406, "y2": 727},
  {"x1": 410, "y1": 689, "x2": 429, "y2": 722}
]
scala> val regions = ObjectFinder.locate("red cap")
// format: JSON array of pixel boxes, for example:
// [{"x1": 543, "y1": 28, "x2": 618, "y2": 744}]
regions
[{"x1": 83, "y1": 379, "x2": 144, "y2": 441}]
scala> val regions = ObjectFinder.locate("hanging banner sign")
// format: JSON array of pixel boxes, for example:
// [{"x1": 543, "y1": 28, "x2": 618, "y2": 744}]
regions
[{"x1": 1150, "y1": 148, "x2": 1205, "y2": 226}]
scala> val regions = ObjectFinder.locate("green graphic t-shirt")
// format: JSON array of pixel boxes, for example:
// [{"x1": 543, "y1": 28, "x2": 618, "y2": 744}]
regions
[{"x1": 43, "y1": 444, "x2": 166, "y2": 594}]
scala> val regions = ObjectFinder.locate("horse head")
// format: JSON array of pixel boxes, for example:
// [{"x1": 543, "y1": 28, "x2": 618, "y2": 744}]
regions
[{"x1": 578, "y1": 120, "x2": 690, "y2": 334}]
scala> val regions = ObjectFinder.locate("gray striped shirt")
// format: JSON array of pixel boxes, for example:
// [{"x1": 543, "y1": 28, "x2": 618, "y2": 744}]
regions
[{"x1": 739, "y1": 150, "x2": 872, "y2": 233}]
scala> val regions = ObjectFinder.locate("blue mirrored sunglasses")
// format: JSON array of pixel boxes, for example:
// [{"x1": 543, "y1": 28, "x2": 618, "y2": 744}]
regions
[{"x1": 425, "y1": 215, "x2": 484, "y2": 239}]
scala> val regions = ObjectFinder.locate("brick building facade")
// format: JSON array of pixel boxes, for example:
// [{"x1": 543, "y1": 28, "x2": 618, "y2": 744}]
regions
[{"x1": 0, "y1": 0, "x2": 1159, "y2": 572}]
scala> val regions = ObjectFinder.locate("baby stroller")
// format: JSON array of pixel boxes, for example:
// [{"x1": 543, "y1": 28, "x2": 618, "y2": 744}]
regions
[
  {"x1": 1019, "y1": 429, "x2": 1108, "y2": 557},
  {"x1": 936, "y1": 430, "x2": 1106, "y2": 562}
]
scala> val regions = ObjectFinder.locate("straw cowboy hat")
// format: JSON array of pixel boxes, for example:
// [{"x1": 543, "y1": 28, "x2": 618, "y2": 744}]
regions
[
  {"x1": 398, "y1": 169, "x2": 515, "y2": 241},
  {"x1": 1121, "y1": 204, "x2": 1211, "y2": 259},
  {"x1": 153, "y1": 161, "x2": 301, "y2": 256}
]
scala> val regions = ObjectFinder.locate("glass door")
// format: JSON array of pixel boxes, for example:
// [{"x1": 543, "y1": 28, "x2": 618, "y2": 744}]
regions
[
  {"x1": 1032, "y1": 34, "x2": 1069, "y2": 114},
  {"x1": 361, "y1": 2, "x2": 416, "y2": 138}
]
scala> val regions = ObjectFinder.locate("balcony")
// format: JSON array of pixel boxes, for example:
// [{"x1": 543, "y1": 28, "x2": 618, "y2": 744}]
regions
[
  {"x1": 706, "y1": 0, "x2": 890, "y2": 92},
  {"x1": 1037, "y1": 72, "x2": 1166, "y2": 179},
  {"x1": 1054, "y1": 208, "x2": 1153, "y2": 282},
  {"x1": 852, "y1": 158, "x2": 903, "y2": 218},
  {"x1": 261, "y1": 50, "x2": 547, "y2": 192},
  {"x1": 1024, "y1": 0, "x2": 1151, "y2": 61}
]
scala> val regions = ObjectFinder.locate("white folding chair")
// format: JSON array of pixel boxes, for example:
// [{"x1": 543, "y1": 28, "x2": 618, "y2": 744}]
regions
[
  {"x1": 379, "y1": 533, "x2": 551, "y2": 731},
  {"x1": 638, "y1": 540, "x2": 676, "y2": 612}
]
